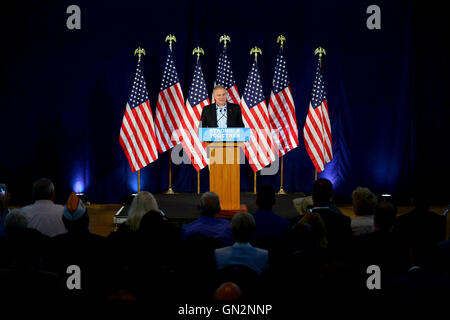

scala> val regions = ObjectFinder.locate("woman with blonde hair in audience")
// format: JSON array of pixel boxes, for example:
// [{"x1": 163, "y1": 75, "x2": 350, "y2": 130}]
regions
[
  {"x1": 125, "y1": 191, "x2": 158, "y2": 231},
  {"x1": 107, "y1": 191, "x2": 159, "y2": 296}
]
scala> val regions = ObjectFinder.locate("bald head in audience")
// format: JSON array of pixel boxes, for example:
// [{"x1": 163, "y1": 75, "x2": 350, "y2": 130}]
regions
[{"x1": 214, "y1": 282, "x2": 242, "y2": 300}]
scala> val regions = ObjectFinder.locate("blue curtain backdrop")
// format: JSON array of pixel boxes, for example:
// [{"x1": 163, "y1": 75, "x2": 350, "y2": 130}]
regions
[{"x1": 1, "y1": 0, "x2": 448, "y2": 205}]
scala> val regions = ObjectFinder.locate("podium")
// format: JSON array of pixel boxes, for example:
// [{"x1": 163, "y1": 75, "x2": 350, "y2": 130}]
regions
[{"x1": 200, "y1": 128, "x2": 251, "y2": 217}]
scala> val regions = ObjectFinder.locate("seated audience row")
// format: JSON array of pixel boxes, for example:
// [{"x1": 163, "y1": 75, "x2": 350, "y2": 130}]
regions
[{"x1": 0, "y1": 177, "x2": 448, "y2": 301}]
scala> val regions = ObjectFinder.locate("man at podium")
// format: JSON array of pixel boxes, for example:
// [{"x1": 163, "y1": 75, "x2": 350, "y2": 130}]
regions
[{"x1": 200, "y1": 85, "x2": 245, "y2": 128}]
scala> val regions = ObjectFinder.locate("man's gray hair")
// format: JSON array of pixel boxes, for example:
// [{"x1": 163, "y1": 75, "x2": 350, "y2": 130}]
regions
[
  {"x1": 231, "y1": 212, "x2": 256, "y2": 243},
  {"x1": 4, "y1": 209, "x2": 28, "y2": 234},
  {"x1": 212, "y1": 85, "x2": 227, "y2": 94},
  {"x1": 32, "y1": 178, "x2": 55, "y2": 201},
  {"x1": 199, "y1": 192, "x2": 221, "y2": 217}
]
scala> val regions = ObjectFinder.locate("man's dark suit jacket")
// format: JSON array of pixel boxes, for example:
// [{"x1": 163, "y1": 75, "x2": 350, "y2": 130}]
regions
[
  {"x1": 200, "y1": 103, "x2": 245, "y2": 128},
  {"x1": 393, "y1": 209, "x2": 446, "y2": 245},
  {"x1": 311, "y1": 207, "x2": 353, "y2": 258}
]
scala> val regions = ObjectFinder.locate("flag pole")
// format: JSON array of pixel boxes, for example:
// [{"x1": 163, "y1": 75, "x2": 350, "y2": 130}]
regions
[
  {"x1": 133, "y1": 47, "x2": 146, "y2": 194},
  {"x1": 166, "y1": 150, "x2": 175, "y2": 194},
  {"x1": 192, "y1": 47, "x2": 205, "y2": 196},
  {"x1": 137, "y1": 170, "x2": 141, "y2": 192},
  {"x1": 164, "y1": 34, "x2": 177, "y2": 195},
  {"x1": 314, "y1": 47, "x2": 326, "y2": 183},
  {"x1": 278, "y1": 156, "x2": 287, "y2": 194},
  {"x1": 250, "y1": 46, "x2": 262, "y2": 196},
  {"x1": 276, "y1": 35, "x2": 287, "y2": 195}
]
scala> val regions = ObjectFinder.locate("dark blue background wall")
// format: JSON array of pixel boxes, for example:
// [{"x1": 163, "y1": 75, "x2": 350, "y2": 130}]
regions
[{"x1": 1, "y1": 0, "x2": 448, "y2": 205}]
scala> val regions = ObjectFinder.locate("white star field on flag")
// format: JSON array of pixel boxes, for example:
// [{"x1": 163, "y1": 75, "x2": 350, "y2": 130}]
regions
[
  {"x1": 311, "y1": 63, "x2": 327, "y2": 109},
  {"x1": 272, "y1": 54, "x2": 289, "y2": 94},
  {"x1": 128, "y1": 62, "x2": 150, "y2": 108},
  {"x1": 188, "y1": 61, "x2": 208, "y2": 106},
  {"x1": 243, "y1": 61, "x2": 265, "y2": 108},
  {"x1": 160, "y1": 50, "x2": 180, "y2": 91},
  {"x1": 216, "y1": 50, "x2": 235, "y2": 89}
]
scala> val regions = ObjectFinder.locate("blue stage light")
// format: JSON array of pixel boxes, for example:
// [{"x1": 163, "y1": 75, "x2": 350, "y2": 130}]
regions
[
  {"x1": 74, "y1": 180, "x2": 84, "y2": 193},
  {"x1": 318, "y1": 162, "x2": 341, "y2": 190}
]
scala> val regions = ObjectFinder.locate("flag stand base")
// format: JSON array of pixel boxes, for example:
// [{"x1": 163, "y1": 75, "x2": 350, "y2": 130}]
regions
[
  {"x1": 165, "y1": 187, "x2": 175, "y2": 195},
  {"x1": 277, "y1": 187, "x2": 287, "y2": 195}
]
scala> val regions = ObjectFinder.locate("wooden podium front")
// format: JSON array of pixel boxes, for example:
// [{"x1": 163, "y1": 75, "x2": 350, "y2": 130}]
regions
[{"x1": 207, "y1": 142, "x2": 246, "y2": 217}]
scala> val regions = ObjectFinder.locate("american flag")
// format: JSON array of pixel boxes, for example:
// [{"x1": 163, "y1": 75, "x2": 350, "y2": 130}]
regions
[
  {"x1": 184, "y1": 59, "x2": 209, "y2": 170},
  {"x1": 303, "y1": 62, "x2": 333, "y2": 172},
  {"x1": 154, "y1": 48, "x2": 184, "y2": 153},
  {"x1": 188, "y1": 60, "x2": 210, "y2": 123},
  {"x1": 213, "y1": 48, "x2": 240, "y2": 104},
  {"x1": 154, "y1": 48, "x2": 208, "y2": 171},
  {"x1": 119, "y1": 58, "x2": 158, "y2": 172},
  {"x1": 240, "y1": 60, "x2": 276, "y2": 172},
  {"x1": 268, "y1": 49, "x2": 299, "y2": 156}
]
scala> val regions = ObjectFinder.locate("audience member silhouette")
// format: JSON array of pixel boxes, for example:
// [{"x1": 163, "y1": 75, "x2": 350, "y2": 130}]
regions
[
  {"x1": 181, "y1": 192, "x2": 234, "y2": 246},
  {"x1": 45, "y1": 192, "x2": 109, "y2": 299},
  {"x1": 214, "y1": 282, "x2": 242, "y2": 300},
  {"x1": 297, "y1": 211, "x2": 328, "y2": 250},
  {"x1": 21, "y1": 178, "x2": 66, "y2": 237},
  {"x1": 131, "y1": 209, "x2": 181, "y2": 300},
  {"x1": 394, "y1": 189, "x2": 446, "y2": 248},
  {"x1": 310, "y1": 178, "x2": 352, "y2": 259},
  {"x1": 0, "y1": 209, "x2": 63, "y2": 300},
  {"x1": 177, "y1": 233, "x2": 223, "y2": 301},
  {"x1": 215, "y1": 212, "x2": 268, "y2": 275},
  {"x1": 351, "y1": 187, "x2": 377, "y2": 236},
  {"x1": 1, "y1": 178, "x2": 448, "y2": 301},
  {"x1": 386, "y1": 241, "x2": 450, "y2": 295},
  {"x1": 251, "y1": 184, "x2": 290, "y2": 250},
  {"x1": 352, "y1": 202, "x2": 408, "y2": 284},
  {"x1": 107, "y1": 191, "x2": 160, "y2": 295},
  {"x1": 125, "y1": 191, "x2": 159, "y2": 231}
]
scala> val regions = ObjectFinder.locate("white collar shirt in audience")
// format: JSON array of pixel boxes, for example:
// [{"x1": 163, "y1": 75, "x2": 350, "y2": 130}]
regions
[
  {"x1": 351, "y1": 214, "x2": 375, "y2": 236},
  {"x1": 21, "y1": 199, "x2": 67, "y2": 237}
]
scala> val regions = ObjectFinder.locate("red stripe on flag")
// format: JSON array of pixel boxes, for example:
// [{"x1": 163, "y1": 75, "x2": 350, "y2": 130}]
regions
[
  {"x1": 166, "y1": 86, "x2": 207, "y2": 170},
  {"x1": 154, "y1": 110, "x2": 170, "y2": 152},
  {"x1": 268, "y1": 98, "x2": 290, "y2": 153},
  {"x1": 120, "y1": 119, "x2": 144, "y2": 170},
  {"x1": 124, "y1": 109, "x2": 151, "y2": 165},
  {"x1": 119, "y1": 134, "x2": 138, "y2": 172},
  {"x1": 132, "y1": 105, "x2": 157, "y2": 161},
  {"x1": 142, "y1": 102, "x2": 159, "y2": 157},
  {"x1": 275, "y1": 90, "x2": 298, "y2": 147},
  {"x1": 160, "y1": 90, "x2": 181, "y2": 144}
]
